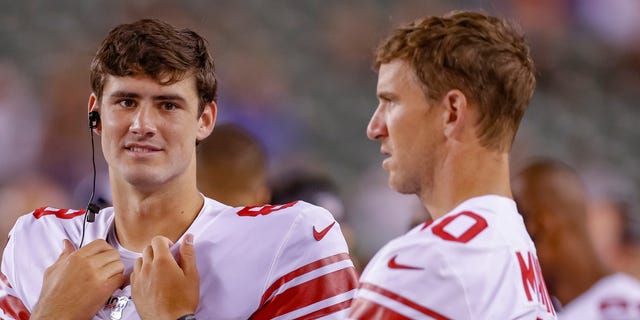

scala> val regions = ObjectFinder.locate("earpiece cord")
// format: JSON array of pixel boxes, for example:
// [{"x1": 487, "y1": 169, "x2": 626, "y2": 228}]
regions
[{"x1": 80, "y1": 124, "x2": 98, "y2": 248}]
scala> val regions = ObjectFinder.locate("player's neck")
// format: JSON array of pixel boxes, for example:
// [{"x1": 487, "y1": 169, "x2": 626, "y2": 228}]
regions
[
  {"x1": 421, "y1": 148, "x2": 512, "y2": 220},
  {"x1": 109, "y1": 173, "x2": 204, "y2": 252}
]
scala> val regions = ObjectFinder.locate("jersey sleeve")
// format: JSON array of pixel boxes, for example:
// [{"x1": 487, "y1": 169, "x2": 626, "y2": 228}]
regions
[
  {"x1": 0, "y1": 276, "x2": 29, "y2": 320},
  {"x1": 1, "y1": 220, "x2": 32, "y2": 320},
  {"x1": 349, "y1": 240, "x2": 465, "y2": 320},
  {"x1": 249, "y1": 202, "x2": 357, "y2": 320}
]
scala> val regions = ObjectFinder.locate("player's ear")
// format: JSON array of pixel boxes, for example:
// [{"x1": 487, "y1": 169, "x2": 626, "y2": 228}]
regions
[
  {"x1": 88, "y1": 93, "x2": 102, "y2": 135},
  {"x1": 441, "y1": 89, "x2": 468, "y2": 140},
  {"x1": 196, "y1": 101, "x2": 217, "y2": 141}
]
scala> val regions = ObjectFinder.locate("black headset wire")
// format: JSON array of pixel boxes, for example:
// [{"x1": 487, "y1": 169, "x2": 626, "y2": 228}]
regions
[{"x1": 79, "y1": 120, "x2": 99, "y2": 248}]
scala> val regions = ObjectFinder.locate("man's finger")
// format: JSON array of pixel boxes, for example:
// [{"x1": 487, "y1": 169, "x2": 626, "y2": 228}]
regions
[
  {"x1": 179, "y1": 234, "x2": 198, "y2": 279},
  {"x1": 60, "y1": 239, "x2": 75, "y2": 257},
  {"x1": 133, "y1": 257, "x2": 143, "y2": 273},
  {"x1": 106, "y1": 269, "x2": 126, "y2": 290},
  {"x1": 74, "y1": 239, "x2": 115, "y2": 258},
  {"x1": 149, "y1": 236, "x2": 174, "y2": 261},
  {"x1": 103, "y1": 259, "x2": 125, "y2": 279},
  {"x1": 142, "y1": 245, "x2": 154, "y2": 264},
  {"x1": 91, "y1": 247, "x2": 124, "y2": 270},
  {"x1": 131, "y1": 257, "x2": 142, "y2": 285}
]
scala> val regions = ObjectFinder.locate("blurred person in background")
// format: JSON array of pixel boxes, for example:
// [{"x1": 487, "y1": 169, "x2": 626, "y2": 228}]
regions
[
  {"x1": 349, "y1": 11, "x2": 555, "y2": 319},
  {"x1": 513, "y1": 159, "x2": 640, "y2": 319},
  {"x1": 196, "y1": 123, "x2": 270, "y2": 207},
  {"x1": 0, "y1": 18, "x2": 356, "y2": 319},
  {"x1": 584, "y1": 166, "x2": 640, "y2": 281}
]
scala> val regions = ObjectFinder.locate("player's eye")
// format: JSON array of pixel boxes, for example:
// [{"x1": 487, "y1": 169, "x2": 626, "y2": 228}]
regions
[
  {"x1": 118, "y1": 99, "x2": 136, "y2": 108},
  {"x1": 161, "y1": 102, "x2": 178, "y2": 111},
  {"x1": 377, "y1": 95, "x2": 395, "y2": 107}
]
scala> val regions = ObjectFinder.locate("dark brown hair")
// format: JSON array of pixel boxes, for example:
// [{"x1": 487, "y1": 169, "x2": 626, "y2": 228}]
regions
[
  {"x1": 90, "y1": 19, "x2": 217, "y2": 115},
  {"x1": 375, "y1": 11, "x2": 536, "y2": 151}
]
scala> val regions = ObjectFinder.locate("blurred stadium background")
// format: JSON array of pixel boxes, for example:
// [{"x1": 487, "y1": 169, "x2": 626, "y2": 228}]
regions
[{"x1": 1, "y1": 0, "x2": 639, "y2": 263}]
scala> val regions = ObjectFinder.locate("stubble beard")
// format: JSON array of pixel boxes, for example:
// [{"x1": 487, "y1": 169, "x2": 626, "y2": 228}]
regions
[{"x1": 388, "y1": 170, "x2": 421, "y2": 196}]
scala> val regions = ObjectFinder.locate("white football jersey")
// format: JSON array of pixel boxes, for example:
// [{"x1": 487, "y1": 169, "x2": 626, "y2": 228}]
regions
[
  {"x1": 0, "y1": 197, "x2": 357, "y2": 319},
  {"x1": 559, "y1": 273, "x2": 640, "y2": 320},
  {"x1": 349, "y1": 195, "x2": 557, "y2": 319}
]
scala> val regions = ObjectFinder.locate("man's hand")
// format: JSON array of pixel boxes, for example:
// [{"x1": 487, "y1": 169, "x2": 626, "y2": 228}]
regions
[
  {"x1": 131, "y1": 234, "x2": 200, "y2": 320},
  {"x1": 31, "y1": 239, "x2": 125, "y2": 320}
]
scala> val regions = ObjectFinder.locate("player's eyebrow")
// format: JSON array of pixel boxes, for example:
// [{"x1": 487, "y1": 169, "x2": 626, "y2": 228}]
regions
[
  {"x1": 377, "y1": 91, "x2": 396, "y2": 101},
  {"x1": 109, "y1": 91, "x2": 187, "y2": 102},
  {"x1": 110, "y1": 91, "x2": 140, "y2": 99},
  {"x1": 152, "y1": 94, "x2": 186, "y2": 102}
]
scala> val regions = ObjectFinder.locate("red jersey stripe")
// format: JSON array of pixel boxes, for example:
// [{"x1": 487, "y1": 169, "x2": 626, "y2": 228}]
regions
[
  {"x1": 358, "y1": 282, "x2": 451, "y2": 319},
  {"x1": 0, "y1": 273, "x2": 11, "y2": 288},
  {"x1": 251, "y1": 267, "x2": 357, "y2": 320},
  {"x1": 260, "y1": 252, "x2": 352, "y2": 305},
  {"x1": 293, "y1": 298, "x2": 353, "y2": 320},
  {"x1": 420, "y1": 219, "x2": 435, "y2": 231},
  {"x1": 349, "y1": 298, "x2": 412, "y2": 320},
  {"x1": 32, "y1": 207, "x2": 85, "y2": 220},
  {"x1": 0, "y1": 295, "x2": 30, "y2": 320}
]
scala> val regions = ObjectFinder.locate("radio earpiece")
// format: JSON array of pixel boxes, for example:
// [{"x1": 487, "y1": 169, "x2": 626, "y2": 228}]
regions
[
  {"x1": 89, "y1": 111, "x2": 100, "y2": 129},
  {"x1": 80, "y1": 111, "x2": 102, "y2": 247}
]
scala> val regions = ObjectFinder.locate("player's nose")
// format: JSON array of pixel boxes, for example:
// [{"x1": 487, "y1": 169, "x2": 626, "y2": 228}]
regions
[
  {"x1": 367, "y1": 106, "x2": 387, "y2": 141},
  {"x1": 130, "y1": 105, "x2": 158, "y2": 137}
]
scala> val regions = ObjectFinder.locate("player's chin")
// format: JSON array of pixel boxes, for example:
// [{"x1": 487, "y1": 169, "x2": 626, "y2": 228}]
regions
[
  {"x1": 124, "y1": 171, "x2": 166, "y2": 188},
  {"x1": 386, "y1": 174, "x2": 403, "y2": 192},
  {"x1": 388, "y1": 173, "x2": 417, "y2": 195}
]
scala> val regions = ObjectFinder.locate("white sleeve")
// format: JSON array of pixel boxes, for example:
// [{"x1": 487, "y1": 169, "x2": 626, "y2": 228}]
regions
[
  {"x1": 350, "y1": 240, "x2": 470, "y2": 320},
  {"x1": 250, "y1": 203, "x2": 357, "y2": 319},
  {"x1": 1, "y1": 220, "x2": 32, "y2": 320}
]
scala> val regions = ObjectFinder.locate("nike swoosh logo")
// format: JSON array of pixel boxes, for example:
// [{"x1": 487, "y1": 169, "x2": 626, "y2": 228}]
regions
[
  {"x1": 387, "y1": 255, "x2": 424, "y2": 270},
  {"x1": 313, "y1": 221, "x2": 336, "y2": 241}
]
